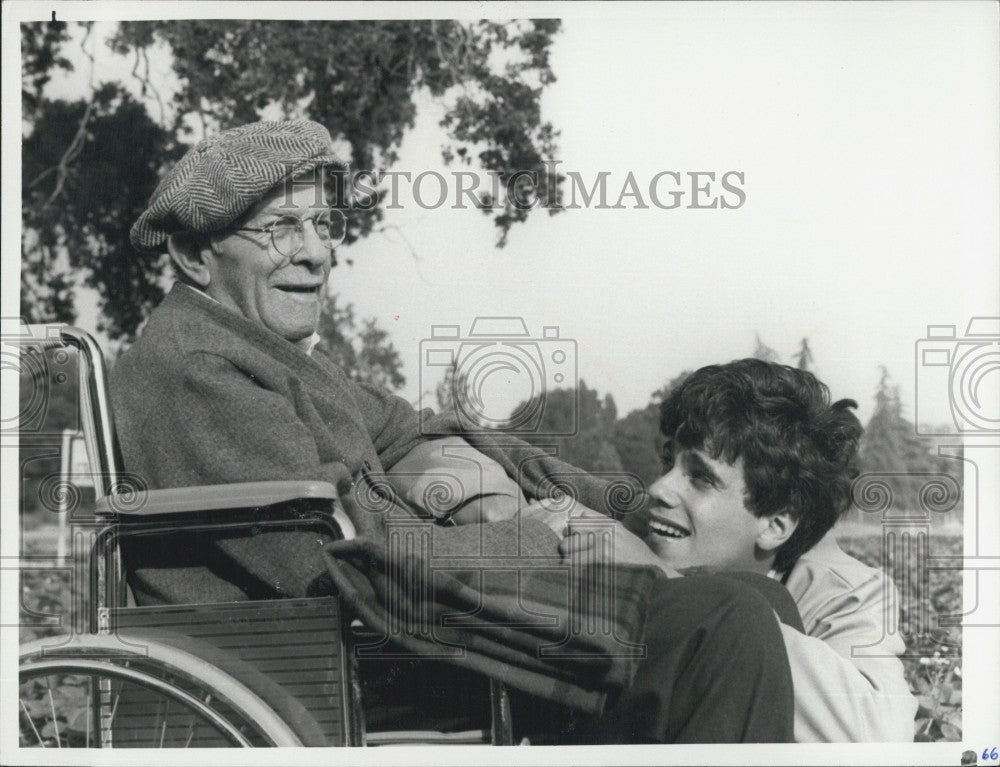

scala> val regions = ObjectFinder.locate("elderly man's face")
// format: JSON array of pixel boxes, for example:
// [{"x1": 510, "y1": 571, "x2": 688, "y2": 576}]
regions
[{"x1": 205, "y1": 175, "x2": 332, "y2": 343}]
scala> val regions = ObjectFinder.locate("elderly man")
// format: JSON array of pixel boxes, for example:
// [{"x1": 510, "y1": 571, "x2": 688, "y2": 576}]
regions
[
  {"x1": 540, "y1": 360, "x2": 918, "y2": 742},
  {"x1": 113, "y1": 119, "x2": 799, "y2": 743}
]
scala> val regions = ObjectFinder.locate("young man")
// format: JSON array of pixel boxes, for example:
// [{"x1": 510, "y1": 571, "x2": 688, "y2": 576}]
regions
[{"x1": 544, "y1": 359, "x2": 918, "y2": 741}]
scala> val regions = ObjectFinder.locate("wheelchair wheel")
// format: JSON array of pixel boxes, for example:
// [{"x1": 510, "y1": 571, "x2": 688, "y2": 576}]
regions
[{"x1": 19, "y1": 634, "x2": 304, "y2": 747}]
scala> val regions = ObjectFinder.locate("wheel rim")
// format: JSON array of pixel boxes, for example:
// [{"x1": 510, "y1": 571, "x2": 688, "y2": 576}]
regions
[
  {"x1": 20, "y1": 660, "x2": 256, "y2": 747},
  {"x1": 20, "y1": 635, "x2": 303, "y2": 748}
]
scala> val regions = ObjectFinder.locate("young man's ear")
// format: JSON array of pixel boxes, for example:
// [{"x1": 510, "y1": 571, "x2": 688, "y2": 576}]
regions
[
  {"x1": 756, "y1": 511, "x2": 798, "y2": 553},
  {"x1": 166, "y1": 232, "x2": 213, "y2": 288}
]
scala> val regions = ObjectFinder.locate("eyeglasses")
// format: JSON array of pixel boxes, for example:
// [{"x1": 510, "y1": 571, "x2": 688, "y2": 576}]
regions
[{"x1": 232, "y1": 208, "x2": 348, "y2": 258}]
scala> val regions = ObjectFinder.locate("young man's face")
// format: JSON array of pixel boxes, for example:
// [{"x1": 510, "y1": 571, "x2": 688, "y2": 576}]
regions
[{"x1": 644, "y1": 447, "x2": 771, "y2": 573}]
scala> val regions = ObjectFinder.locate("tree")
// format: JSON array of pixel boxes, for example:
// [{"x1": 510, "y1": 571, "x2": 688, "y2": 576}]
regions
[
  {"x1": 854, "y1": 367, "x2": 960, "y2": 524},
  {"x1": 858, "y1": 368, "x2": 927, "y2": 475},
  {"x1": 434, "y1": 360, "x2": 478, "y2": 423},
  {"x1": 22, "y1": 81, "x2": 178, "y2": 337},
  {"x1": 21, "y1": 20, "x2": 565, "y2": 339},
  {"x1": 752, "y1": 332, "x2": 780, "y2": 363},
  {"x1": 611, "y1": 370, "x2": 693, "y2": 484},
  {"x1": 515, "y1": 381, "x2": 623, "y2": 473},
  {"x1": 610, "y1": 404, "x2": 662, "y2": 486},
  {"x1": 315, "y1": 297, "x2": 406, "y2": 392},
  {"x1": 793, "y1": 337, "x2": 813, "y2": 370}
]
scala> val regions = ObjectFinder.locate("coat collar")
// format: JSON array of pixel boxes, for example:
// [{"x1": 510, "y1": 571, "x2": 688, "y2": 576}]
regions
[{"x1": 165, "y1": 282, "x2": 342, "y2": 390}]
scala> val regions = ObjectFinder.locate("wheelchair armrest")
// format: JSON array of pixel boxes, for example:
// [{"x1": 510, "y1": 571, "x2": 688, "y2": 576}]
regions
[{"x1": 93, "y1": 480, "x2": 356, "y2": 540}]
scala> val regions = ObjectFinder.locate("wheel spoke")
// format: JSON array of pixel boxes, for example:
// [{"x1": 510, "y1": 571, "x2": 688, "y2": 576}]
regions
[
  {"x1": 19, "y1": 698, "x2": 45, "y2": 747},
  {"x1": 21, "y1": 636, "x2": 303, "y2": 748},
  {"x1": 184, "y1": 719, "x2": 197, "y2": 748},
  {"x1": 85, "y1": 677, "x2": 91, "y2": 748},
  {"x1": 47, "y1": 687, "x2": 61, "y2": 747}
]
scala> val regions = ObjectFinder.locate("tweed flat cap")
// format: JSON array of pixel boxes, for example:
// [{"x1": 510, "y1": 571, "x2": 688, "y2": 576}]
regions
[{"x1": 131, "y1": 120, "x2": 347, "y2": 252}]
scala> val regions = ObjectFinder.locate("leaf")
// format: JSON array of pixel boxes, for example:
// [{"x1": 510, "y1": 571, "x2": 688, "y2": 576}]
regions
[
  {"x1": 939, "y1": 723, "x2": 962, "y2": 741},
  {"x1": 20, "y1": 696, "x2": 49, "y2": 717},
  {"x1": 916, "y1": 695, "x2": 938, "y2": 718},
  {"x1": 66, "y1": 707, "x2": 91, "y2": 735}
]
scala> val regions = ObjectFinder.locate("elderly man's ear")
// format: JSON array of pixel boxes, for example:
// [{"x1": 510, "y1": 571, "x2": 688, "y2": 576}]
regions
[
  {"x1": 166, "y1": 232, "x2": 214, "y2": 288},
  {"x1": 755, "y1": 511, "x2": 798, "y2": 554}
]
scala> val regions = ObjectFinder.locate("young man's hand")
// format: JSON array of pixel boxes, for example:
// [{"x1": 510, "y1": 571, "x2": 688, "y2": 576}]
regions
[{"x1": 523, "y1": 497, "x2": 681, "y2": 578}]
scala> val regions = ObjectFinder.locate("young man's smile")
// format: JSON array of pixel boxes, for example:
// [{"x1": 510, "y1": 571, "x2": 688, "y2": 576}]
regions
[{"x1": 643, "y1": 448, "x2": 769, "y2": 573}]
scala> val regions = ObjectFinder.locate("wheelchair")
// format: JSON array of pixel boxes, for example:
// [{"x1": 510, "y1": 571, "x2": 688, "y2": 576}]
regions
[{"x1": 16, "y1": 325, "x2": 516, "y2": 748}]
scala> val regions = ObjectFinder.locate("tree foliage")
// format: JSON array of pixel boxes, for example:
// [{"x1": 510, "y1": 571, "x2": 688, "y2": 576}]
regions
[
  {"x1": 793, "y1": 337, "x2": 813, "y2": 371},
  {"x1": 21, "y1": 20, "x2": 564, "y2": 340},
  {"x1": 852, "y1": 367, "x2": 962, "y2": 524},
  {"x1": 514, "y1": 381, "x2": 623, "y2": 472},
  {"x1": 752, "y1": 331, "x2": 780, "y2": 363},
  {"x1": 315, "y1": 296, "x2": 406, "y2": 391},
  {"x1": 22, "y1": 81, "x2": 178, "y2": 337}
]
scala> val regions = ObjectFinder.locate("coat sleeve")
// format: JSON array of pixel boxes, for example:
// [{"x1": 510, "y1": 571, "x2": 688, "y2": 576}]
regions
[
  {"x1": 131, "y1": 350, "x2": 353, "y2": 491},
  {"x1": 781, "y1": 573, "x2": 917, "y2": 742},
  {"x1": 339, "y1": 377, "x2": 430, "y2": 469},
  {"x1": 386, "y1": 435, "x2": 528, "y2": 522}
]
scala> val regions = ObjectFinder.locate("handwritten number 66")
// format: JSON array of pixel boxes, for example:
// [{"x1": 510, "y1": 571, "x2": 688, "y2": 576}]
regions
[{"x1": 983, "y1": 747, "x2": 999, "y2": 762}]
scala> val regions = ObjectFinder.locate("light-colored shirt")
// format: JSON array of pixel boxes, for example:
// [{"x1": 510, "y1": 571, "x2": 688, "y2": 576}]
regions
[{"x1": 772, "y1": 532, "x2": 917, "y2": 742}]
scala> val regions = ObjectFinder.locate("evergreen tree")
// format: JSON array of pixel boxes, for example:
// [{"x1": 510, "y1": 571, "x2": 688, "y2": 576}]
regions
[
  {"x1": 855, "y1": 367, "x2": 960, "y2": 524},
  {"x1": 793, "y1": 338, "x2": 813, "y2": 371},
  {"x1": 752, "y1": 332, "x2": 780, "y2": 362}
]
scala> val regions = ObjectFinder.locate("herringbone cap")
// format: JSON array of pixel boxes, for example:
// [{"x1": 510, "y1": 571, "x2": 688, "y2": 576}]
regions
[{"x1": 131, "y1": 120, "x2": 347, "y2": 251}]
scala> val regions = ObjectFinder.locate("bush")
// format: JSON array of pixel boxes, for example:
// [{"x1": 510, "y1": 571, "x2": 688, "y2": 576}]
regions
[{"x1": 839, "y1": 532, "x2": 962, "y2": 742}]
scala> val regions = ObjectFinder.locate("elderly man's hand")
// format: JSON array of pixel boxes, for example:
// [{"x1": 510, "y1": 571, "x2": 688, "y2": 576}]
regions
[
  {"x1": 529, "y1": 497, "x2": 681, "y2": 578},
  {"x1": 448, "y1": 492, "x2": 524, "y2": 525},
  {"x1": 388, "y1": 437, "x2": 526, "y2": 524}
]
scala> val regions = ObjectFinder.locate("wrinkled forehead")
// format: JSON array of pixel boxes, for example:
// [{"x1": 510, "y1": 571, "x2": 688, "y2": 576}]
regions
[{"x1": 239, "y1": 168, "x2": 347, "y2": 224}]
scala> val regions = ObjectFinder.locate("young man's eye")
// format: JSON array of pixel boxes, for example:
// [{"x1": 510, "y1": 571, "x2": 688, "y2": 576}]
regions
[{"x1": 689, "y1": 472, "x2": 715, "y2": 490}]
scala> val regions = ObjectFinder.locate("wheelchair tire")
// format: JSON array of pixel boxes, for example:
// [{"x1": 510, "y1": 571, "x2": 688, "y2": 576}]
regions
[{"x1": 19, "y1": 634, "x2": 305, "y2": 747}]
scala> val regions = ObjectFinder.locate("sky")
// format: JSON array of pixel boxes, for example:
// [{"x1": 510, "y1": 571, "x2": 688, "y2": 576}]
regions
[
  {"x1": 338, "y1": 4, "x2": 1000, "y2": 426},
  {"x1": 7, "y1": 3, "x2": 1000, "y2": 428}
]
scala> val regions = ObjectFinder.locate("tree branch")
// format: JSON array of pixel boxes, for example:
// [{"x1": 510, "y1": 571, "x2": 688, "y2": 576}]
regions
[{"x1": 42, "y1": 23, "x2": 96, "y2": 209}]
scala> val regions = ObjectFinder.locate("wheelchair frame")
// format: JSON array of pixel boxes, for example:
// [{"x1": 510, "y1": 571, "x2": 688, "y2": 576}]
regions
[{"x1": 17, "y1": 325, "x2": 514, "y2": 748}]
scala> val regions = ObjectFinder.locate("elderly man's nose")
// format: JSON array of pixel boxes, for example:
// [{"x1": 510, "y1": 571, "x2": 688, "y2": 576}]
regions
[{"x1": 294, "y1": 222, "x2": 330, "y2": 267}]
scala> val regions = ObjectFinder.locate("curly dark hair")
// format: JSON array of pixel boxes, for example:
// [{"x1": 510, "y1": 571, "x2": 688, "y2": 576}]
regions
[{"x1": 659, "y1": 358, "x2": 863, "y2": 573}]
